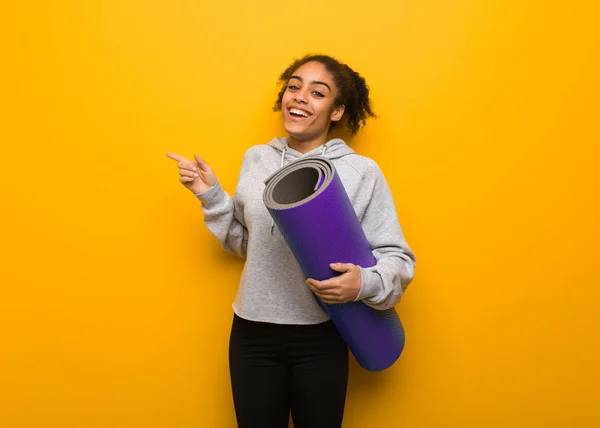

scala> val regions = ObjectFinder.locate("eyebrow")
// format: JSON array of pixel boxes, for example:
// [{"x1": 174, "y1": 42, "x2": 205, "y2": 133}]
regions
[{"x1": 289, "y1": 75, "x2": 331, "y2": 91}]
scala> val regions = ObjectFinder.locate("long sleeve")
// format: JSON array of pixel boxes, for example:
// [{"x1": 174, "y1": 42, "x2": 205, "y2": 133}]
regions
[
  {"x1": 354, "y1": 164, "x2": 416, "y2": 310},
  {"x1": 195, "y1": 178, "x2": 248, "y2": 258}
]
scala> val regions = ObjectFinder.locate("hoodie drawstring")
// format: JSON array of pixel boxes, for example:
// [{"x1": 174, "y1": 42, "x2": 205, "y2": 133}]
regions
[
  {"x1": 271, "y1": 147, "x2": 288, "y2": 234},
  {"x1": 270, "y1": 145, "x2": 327, "y2": 234},
  {"x1": 280, "y1": 146, "x2": 287, "y2": 169}
]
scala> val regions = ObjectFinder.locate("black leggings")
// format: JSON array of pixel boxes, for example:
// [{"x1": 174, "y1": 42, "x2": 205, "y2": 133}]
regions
[{"x1": 229, "y1": 314, "x2": 349, "y2": 428}]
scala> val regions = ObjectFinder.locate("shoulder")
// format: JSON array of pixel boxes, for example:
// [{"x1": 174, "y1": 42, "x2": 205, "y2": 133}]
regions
[
  {"x1": 336, "y1": 153, "x2": 383, "y2": 181},
  {"x1": 241, "y1": 144, "x2": 277, "y2": 162}
]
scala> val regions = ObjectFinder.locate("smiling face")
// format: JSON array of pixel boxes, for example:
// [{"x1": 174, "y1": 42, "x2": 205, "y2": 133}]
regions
[{"x1": 281, "y1": 61, "x2": 345, "y2": 144}]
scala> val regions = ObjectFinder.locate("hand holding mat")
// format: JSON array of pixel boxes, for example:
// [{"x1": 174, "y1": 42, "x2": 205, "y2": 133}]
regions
[{"x1": 263, "y1": 156, "x2": 405, "y2": 372}]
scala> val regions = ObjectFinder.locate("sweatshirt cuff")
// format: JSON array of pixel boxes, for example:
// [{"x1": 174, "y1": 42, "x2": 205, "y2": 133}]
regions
[
  {"x1": 194, "y1": 181, "x2": 224, "y2": 208},
  {"x1": 355, "y1": 267, "x2": 381, "y2": 301}
]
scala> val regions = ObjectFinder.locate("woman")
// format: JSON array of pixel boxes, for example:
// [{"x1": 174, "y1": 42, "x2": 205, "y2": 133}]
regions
[{"x1": 166, "y1": 54, "x2": 416, "y2": 428}]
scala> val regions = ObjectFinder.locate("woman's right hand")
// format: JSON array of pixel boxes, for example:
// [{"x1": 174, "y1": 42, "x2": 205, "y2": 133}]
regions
[{"x1": 165, "y1": 152, "x2": 218, "y2": 195}]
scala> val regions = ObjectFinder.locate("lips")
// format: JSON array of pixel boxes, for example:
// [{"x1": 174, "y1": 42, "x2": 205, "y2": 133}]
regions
[{"x1": 288, "y1": 107, "x2": 312, "y2": 119}]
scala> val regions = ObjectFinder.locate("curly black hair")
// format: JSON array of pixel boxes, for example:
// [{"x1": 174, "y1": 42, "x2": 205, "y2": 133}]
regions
[{"x1": 273, "y1": 54, "x2": 376, "y2": 136}]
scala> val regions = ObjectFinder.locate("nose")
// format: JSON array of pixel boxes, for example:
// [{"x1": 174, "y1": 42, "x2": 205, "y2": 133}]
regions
[{"x1": 294, "y1": 88, "x2": 308, "y2": 104}]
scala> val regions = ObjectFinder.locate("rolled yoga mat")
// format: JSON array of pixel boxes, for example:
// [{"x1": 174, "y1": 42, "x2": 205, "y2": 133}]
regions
[{"x1": 263, "y1": 156, "x2": 405, "y2": 372}]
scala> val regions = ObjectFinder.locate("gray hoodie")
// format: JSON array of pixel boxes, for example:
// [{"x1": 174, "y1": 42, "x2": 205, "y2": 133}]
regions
[{"x1": 195, "y1": 136, "x2": 416, "y2": 325}]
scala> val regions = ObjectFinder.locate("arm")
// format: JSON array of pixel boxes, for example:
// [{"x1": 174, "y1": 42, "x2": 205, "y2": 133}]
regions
[
  {"x1": 165, "y1": 150, "x2": 248, "y2": 258},
  {"x1": 194, "y1": 150, "x2": 251, "y2": 258},
  {"x1": 195, "y1": 179, "x2": 248, "y2": 258},
  {"x1": 355, "y1": 164, "x2": 416, "y2": 310}
]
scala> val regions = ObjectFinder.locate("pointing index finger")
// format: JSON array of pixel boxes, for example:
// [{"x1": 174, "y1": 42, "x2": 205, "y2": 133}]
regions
[{"x1": 166, "y1": 152, "x2": 187, "y2": 162}]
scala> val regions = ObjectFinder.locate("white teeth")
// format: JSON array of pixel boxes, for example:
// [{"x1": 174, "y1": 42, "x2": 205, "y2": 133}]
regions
[{"x1": 290, "y1": 108, "x2": 310, "y2": 117}]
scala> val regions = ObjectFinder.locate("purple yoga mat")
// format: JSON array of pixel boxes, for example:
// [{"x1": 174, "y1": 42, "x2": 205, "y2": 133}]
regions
[{"x1": 263, "y1": 156, "x2": 404, "y2": 371}]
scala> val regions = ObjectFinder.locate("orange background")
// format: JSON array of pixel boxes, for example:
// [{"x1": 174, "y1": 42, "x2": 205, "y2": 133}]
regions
[{"x1": 1, "y1": 1, "x2": 599, "y2": 427}]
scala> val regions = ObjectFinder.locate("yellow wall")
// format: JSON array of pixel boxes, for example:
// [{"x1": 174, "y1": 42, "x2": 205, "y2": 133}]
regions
[{"x1": 1, "y1": 1, "x2": 599, "y2": 427}]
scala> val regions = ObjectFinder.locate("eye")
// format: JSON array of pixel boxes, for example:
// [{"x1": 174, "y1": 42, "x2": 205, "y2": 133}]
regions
[
  {"x1": 312, "y1": 91, "x2": 325, "y2": 97},
  {"x1": 288, "y1": 85, "x2": 300, "y2": 90}
]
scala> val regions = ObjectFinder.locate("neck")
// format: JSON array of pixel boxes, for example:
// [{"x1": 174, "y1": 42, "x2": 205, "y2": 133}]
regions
[{"x1": 288, "y1": 133, "x2": 328, "y2": 154}]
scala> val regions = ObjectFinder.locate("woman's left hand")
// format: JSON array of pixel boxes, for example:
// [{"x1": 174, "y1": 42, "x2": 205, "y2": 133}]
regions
[{"x1": 305, "y1": 263, "x2": 362, "y2": 304}]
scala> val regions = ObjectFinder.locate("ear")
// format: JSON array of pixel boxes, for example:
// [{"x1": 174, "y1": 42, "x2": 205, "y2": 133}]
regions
[{"x1": 330, "y1": 104, "x2": 345, "y2": 122}]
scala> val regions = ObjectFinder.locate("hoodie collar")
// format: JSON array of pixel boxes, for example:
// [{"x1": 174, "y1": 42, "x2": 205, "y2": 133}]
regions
[
  {"x1": 279, "y1": 143, "x2": 329, "y2": 168},
  {"x1": 268, "y1": 136, "x2": 355, "y2": 168}
]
